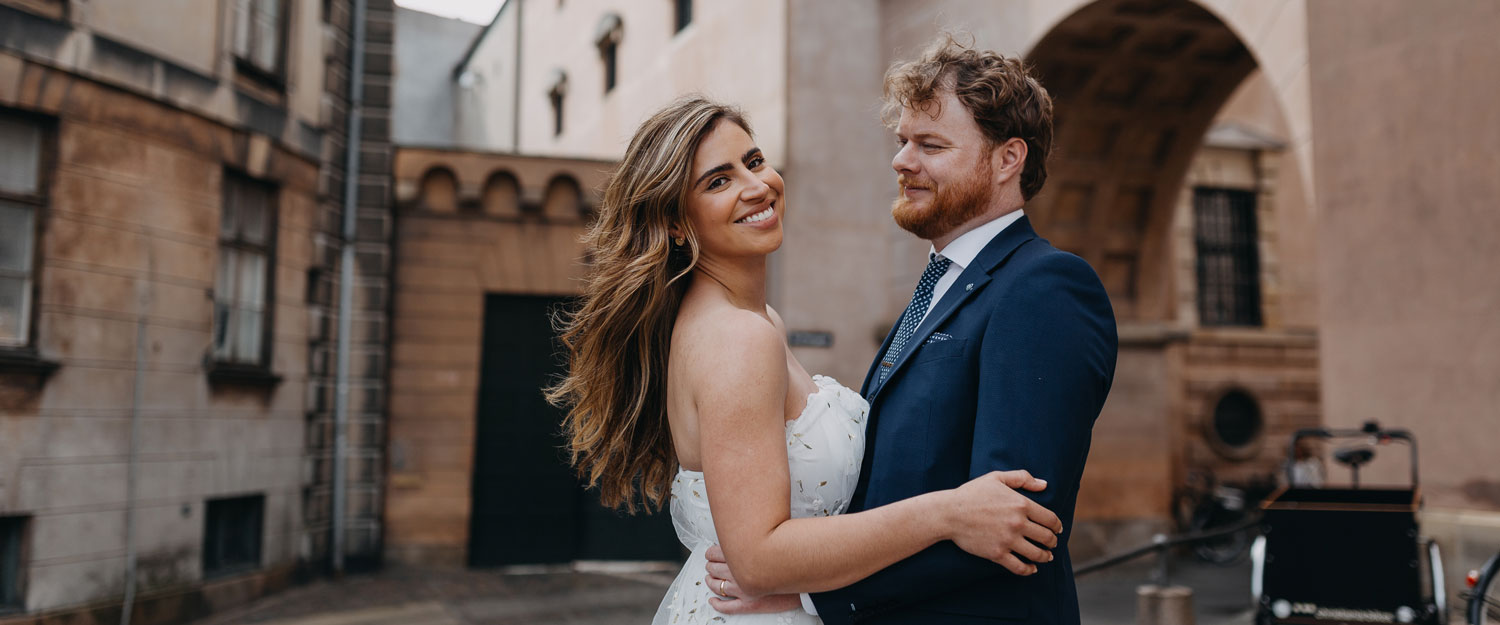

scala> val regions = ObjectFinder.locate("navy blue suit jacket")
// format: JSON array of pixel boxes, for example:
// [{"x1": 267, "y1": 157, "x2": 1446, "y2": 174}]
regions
[{"x1": 810, "y1": 216, "x2": 1117, "y2": 624}]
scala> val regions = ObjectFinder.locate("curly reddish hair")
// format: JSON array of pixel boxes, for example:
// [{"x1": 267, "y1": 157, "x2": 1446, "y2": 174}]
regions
[{"x1": 883, "y1": 35, "x2": 1055, "y2": 200}]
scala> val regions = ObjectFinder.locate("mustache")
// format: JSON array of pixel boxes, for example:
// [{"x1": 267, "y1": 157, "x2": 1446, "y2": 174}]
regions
[{"x1": 897, "y1": 175, "x2": 932, "y2": 190}]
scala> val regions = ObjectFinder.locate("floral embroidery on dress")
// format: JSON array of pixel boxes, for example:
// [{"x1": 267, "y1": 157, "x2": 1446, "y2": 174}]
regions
[{"x1": 652, "y1": 375, "x2": 868, "y2": 624}]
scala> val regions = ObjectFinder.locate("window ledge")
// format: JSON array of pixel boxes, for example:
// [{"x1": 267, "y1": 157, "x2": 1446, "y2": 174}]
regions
[
  {"x1": 0, "y1": 348, "x2": 60, "y2": 379},
  {"x1": 233, "y1": 57, "x2": 287, "y2": 91},
  {"x1": 205, "y1": 361, "x2": 283, "y2": 388}
]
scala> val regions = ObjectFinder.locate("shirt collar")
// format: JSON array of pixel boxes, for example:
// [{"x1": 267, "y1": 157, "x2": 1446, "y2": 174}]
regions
[{"x1": 929, "y1": 209, "x2": 1026, "y2": 269}]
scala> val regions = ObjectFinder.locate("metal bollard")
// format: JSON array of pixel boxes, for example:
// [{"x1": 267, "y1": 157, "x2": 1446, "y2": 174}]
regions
[
  {"x1": 1136, "y1": 585, "x2": 1195, "y2": 625},
  {"x1": 1151, "y1": 533, "x2": 1170, "y2": 584}
]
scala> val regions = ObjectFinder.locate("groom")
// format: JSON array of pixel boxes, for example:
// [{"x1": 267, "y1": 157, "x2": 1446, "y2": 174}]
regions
[{"x1": 710, "y1": 38, "x2": 1118, "y2": 624}]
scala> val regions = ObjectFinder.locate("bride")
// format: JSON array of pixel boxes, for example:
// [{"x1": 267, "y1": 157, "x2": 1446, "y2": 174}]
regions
[{"x1": 547, "y1": 97, "x2": 1062, "y2": 624}]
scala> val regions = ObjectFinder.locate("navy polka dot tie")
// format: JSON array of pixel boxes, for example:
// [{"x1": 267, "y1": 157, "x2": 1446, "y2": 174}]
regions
[{"x1": 877, "y1": 253, "x2": 951, "y2": 384}]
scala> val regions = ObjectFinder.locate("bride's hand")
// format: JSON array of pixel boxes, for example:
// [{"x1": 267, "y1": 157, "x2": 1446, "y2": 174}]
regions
[
  {"x1": 945, "y1": 470, "x2": 1063, "y2": 575},
  {"x1": 704, "y1": 544, "x2": 804, "y2": 614}
]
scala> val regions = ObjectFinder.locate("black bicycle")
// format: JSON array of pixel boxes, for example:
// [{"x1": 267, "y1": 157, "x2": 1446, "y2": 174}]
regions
[
  {"x1": 1173, "y1": 470, "x2": 1275, "y2": 565},
  {"x1": 1468, "y1": 553, "x2": 1500, "y2": 625}
]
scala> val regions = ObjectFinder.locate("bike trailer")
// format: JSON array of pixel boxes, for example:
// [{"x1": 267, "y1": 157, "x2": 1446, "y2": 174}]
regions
[{"x1": 1253, "y1": 424, "x2": 1447, "y2": 625}]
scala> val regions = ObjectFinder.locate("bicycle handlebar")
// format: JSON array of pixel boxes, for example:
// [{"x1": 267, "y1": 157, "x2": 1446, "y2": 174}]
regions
[{"x1": 1286, "y1": 421, "x2": 1420, "y2": 488}]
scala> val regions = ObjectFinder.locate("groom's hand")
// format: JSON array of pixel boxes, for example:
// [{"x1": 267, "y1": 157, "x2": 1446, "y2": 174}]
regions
[
  {"x1": 704, "y1": 544, "x2": 803, "y2": 614},
  {"x1": 947, "y1": 470, "x2": 1064, "y2": 575}
]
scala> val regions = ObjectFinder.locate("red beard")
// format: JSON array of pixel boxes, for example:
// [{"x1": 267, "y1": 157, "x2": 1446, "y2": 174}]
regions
[{"x1": 891, "y1": 156, "x2": 993, "y2": 240}]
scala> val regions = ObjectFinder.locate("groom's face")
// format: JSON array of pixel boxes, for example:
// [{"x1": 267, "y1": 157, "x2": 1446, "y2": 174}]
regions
[{"x1": 890, "y1": 89, "x2": 995, "y2": 242}]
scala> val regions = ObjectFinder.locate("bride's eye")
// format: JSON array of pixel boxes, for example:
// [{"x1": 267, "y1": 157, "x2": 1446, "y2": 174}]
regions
[{"x1": 706, "y1": 176, "x2": 728, "y2": 191}]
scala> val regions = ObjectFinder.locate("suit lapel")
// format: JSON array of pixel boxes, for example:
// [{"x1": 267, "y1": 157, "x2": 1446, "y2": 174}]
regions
[
  {"x1": 867, "y1": 216, "x2": 1040, "y2": 402},
  {"x1": 865, "y1": 269, "x2": 989, "y2": 402},
  {"x1": 861, "y1": 322, "x2": 900, "y2": 397}
]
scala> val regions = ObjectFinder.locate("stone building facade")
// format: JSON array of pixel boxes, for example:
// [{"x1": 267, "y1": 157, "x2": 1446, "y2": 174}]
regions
[
  {"x1": 0, "y1": 0, "x2": 392, "y2": 622},
  {"x1": 382, "y1": 0, "x2": 1499, "y2": 585},
  {"x1": 384, "y1": 148, "x2": 609, "y2": 566}
]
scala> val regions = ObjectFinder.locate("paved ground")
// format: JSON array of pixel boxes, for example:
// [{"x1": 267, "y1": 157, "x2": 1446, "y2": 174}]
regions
[
  {"x1": 191, "y1": 555, "x2": 1253, "y2": 625},
  {"x1": 191, "y1": 566, "x2": 677, "y2": 625},
  {"x1": 1078, "y1": 556, "x2": 1256, "y2": 625}
]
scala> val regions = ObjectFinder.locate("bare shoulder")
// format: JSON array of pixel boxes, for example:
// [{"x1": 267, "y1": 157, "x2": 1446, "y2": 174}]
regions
[
  {"x1": 674, "y1": 306, "x2": 787, "y2": 402},
  {"x1": 765, "y1": 304, "x2": 787, "y2": 334}
]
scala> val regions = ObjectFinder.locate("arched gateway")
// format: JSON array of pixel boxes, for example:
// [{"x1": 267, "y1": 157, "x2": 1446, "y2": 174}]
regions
[{"x1": 991, "y1": 0, "x2": 1321, "y2": 552}]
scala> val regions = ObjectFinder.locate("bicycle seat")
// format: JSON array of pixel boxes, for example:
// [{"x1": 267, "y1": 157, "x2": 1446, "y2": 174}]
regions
[{"x1": 1334, "y1": 446, "x2": 1374, "y2": 468}]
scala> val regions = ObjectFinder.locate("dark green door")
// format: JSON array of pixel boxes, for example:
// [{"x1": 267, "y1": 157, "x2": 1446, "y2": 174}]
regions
[{"x1": 468, "y1": 294, "x2": 680, "y2": 566}]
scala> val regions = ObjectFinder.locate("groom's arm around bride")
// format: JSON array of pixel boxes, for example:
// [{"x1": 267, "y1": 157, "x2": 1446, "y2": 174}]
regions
[{"x1": 810, "y1": 245, "x2": 1117, "y2": 625}]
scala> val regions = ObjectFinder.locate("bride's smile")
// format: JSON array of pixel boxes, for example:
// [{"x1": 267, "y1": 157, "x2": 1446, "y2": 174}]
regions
[
  {"x1": 733, "y1": 202, "x2": 777, "y2": 226},
  {"x1": 679, "y1": 120, "x2": 786, "y2": 260}
]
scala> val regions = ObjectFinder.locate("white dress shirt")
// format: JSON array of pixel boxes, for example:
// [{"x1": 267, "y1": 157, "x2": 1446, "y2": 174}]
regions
[
  {"x1": 799, "y1": 209, "x2": 1025, "y2": 617},
  {"x1": 923, "y1": 209, "x2": 1026, "y2": 322}
]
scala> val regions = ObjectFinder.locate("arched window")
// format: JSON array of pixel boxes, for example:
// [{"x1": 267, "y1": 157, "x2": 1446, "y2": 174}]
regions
[
  {"x1": 542, "y1": 175, "x2": 584, "y2": 220},
  {"x1": 418, "y1": 167, "x2": 459, "y2": 213},
  {"x1": 481, "y1": 171, "x2": 521, "y2": 217}
]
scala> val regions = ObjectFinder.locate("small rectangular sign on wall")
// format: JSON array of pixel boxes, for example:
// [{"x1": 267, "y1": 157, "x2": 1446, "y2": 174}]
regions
[{"x1": 787, "y1": 331, "x2": 834, "y2": 348}]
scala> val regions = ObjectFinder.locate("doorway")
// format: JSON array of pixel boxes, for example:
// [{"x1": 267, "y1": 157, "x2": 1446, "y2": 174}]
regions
[{"x1": 467, "y1": 294, "x2": 680, "y2": 566}]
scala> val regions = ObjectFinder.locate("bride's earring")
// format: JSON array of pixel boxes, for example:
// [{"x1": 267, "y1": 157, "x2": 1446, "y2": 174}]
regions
[{"x1": 674, "y1": 236, "x2": 685, "y2": 246}]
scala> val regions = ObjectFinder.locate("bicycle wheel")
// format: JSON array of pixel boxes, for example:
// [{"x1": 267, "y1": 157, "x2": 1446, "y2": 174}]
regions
[{"x1": 1189, "y1": 504, "x2": 1250, "y2": 565}]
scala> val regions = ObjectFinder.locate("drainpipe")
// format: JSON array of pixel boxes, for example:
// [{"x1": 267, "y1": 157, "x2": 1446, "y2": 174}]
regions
[
  {"x1": 120, "y1": 244, "x2": 152, "y2": 625},
  {"x1": 513, "y1": 0, "x2": 522, "y2": 151},
  {"x1": 333, "y1": 0, "x2": 368, "y2": 575}
]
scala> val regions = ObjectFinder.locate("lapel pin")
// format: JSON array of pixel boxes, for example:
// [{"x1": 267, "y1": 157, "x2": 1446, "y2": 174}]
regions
[{"x1": 965, "y1": 283, "x2": 974, "y2": 291}]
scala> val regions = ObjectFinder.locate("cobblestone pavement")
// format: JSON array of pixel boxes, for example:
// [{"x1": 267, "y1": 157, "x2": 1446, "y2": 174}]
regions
[{"x1": 191, "y1": 555, "x2": 1252, "y2": 625}]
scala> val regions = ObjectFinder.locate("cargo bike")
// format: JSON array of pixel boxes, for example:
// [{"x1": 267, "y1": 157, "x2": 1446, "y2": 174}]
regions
[{"x1": 1252, "y1": 422, "x2": 1448, "y2": 625}]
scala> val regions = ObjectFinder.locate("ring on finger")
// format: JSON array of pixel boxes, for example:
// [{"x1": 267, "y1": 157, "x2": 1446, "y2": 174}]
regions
[{"x1": 719, "y1": 579, "x2": 728, "y2": 597}]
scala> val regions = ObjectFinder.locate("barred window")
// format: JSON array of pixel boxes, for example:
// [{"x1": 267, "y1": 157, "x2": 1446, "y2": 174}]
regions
[
  {"x1": 0, "y1": 515, "x2": 24, "y2": 609},
  {"x1": 232, "y1": 0, "x2": 287, "y2": 78},
  {"x1": 0, "y1": 114, "x2": 44, "y2": 349},
  {"x1": 203, "y1": 495, "x2": 264, "y2": 578},
  {"x1": 214, "y1": 173, "x2": 277, "y2": 366},
  {"x1": 1194, "y1": 187, "x2": 1262, "y2": 327}
]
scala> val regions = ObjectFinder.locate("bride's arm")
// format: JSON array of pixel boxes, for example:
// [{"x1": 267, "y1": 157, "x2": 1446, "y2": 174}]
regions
[{"x1": 687, "y1": 312, "x2": 1059, "y2": 598}]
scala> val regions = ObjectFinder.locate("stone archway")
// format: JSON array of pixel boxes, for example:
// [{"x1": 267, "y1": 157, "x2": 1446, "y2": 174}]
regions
[
  {"x1": 1010, "y1": 0, "x2": 1321, "y2": 552},
  {"x1": 1025, "y1": 0, "x2": 1257, "y2": 321},
  {"x1": 1020, "y1": 0, "x2": 1314, "y2": 198}
]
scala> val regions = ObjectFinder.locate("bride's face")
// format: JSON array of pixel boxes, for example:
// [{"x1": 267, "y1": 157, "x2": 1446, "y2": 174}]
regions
[{"x1": 679, "y1": 120, "x2": 784, "y2": 260}]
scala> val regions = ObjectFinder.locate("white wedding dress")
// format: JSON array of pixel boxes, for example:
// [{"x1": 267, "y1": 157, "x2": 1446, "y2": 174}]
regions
[{"x1": 652, "y1": 375, "x2": 869, "y2": 625}]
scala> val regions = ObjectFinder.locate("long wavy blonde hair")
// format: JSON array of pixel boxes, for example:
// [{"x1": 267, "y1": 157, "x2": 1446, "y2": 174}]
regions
[{"x1": 546, "y1": 97, "x2": 752, "y2": 512}]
